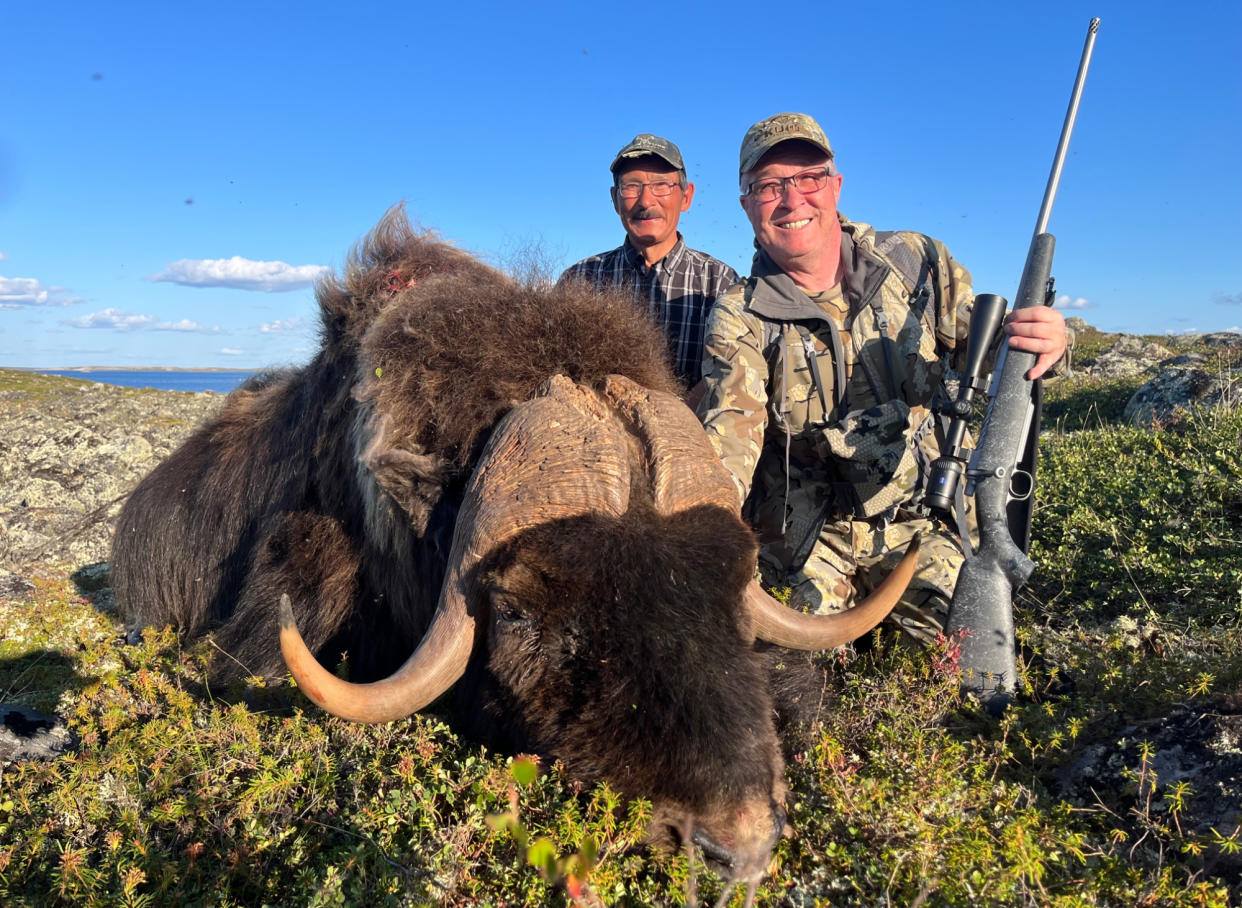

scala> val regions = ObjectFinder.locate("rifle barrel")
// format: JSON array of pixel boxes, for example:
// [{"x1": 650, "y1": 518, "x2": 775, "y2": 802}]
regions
[{"x1": 1033, "y1": 18, "x2": 1100, "y2": 238}]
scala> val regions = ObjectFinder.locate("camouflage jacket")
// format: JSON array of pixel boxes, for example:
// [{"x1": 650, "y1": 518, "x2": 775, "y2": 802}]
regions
[{"x1": 696, "y1": 215, "x2": 974, "y2": 569}]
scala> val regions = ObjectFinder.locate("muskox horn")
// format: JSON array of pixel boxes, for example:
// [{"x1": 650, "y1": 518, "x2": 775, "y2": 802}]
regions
[
  {"x1": 279, "y1": 587, "x2": 475, "y2": 723},
  {"x1": 599, "y1": 372, "x2": 915, "y2": 650},
  {"x1": 281, "y1": 375, "x2": 633, "y2": 722},
  {"x1": 745, "y1": 536, "x2": 921, "y2": 650},
  {"x1": 600, "y1": 374, "x2": 740, "y2": 515}
]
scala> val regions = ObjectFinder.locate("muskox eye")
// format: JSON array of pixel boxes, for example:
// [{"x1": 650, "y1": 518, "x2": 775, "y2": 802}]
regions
[{"x1": 488, "y1": 591, "x2": 528, "y2": 625}]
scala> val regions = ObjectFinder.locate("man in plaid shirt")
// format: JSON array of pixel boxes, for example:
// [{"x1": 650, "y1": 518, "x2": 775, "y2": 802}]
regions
[{"x1": 559, "y1": 134, "x2": 739, "y2": 393}]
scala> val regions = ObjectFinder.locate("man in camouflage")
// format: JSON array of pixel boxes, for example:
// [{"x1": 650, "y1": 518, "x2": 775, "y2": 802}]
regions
[{"x1": 697, "y1": 113, "x2": 1067, "y2": 644}]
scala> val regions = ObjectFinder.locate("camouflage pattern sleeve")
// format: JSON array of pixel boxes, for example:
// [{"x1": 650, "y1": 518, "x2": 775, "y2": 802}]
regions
[
  {"x1": 696, "y1": 287, "x2": 770, "y2": 506},
  {"x1": 929, "y1": 237, "x2": 976, "y2": 370}
]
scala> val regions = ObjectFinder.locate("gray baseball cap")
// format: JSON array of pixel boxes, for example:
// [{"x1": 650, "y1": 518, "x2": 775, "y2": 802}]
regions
[
  {"x1": 610, "y1": 134, "x2": 685, "y2": 174},
  {"x1": 739, "y1": 113, "x2": 834, "y2": 174}
]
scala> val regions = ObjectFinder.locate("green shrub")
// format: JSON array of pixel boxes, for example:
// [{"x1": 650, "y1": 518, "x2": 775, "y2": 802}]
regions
[
  {"x1": 1042, "y1": 373, "x2": 1146, "y2": 430},
  {"x1": 1030, "y1": 406, "x2": 1242, "y2": 628}
]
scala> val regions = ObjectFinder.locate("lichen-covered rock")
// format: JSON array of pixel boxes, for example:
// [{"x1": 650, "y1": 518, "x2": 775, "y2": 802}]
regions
[
  {"x1": 0, "y1": 371, "x2": 226, "y2": 569},
  {"x1": 1086, "y1": 334, "x2": 1175, "y2": 380},
  {"x1": 0, "y1": 568, "x2": 35, "y2": 598},
  {"x1": 1123, "y1": 357, "x2": 1242, "y2": 427},
  {"x1": 1054, "y1": 706, "x2": 1242, "y2": 880},
  {"x1": 1166, "y1": 331, "x2": 1242, "y2": 349},
  {"x1": 0, "y1": 703, "x2": 76, "y2": 763}
]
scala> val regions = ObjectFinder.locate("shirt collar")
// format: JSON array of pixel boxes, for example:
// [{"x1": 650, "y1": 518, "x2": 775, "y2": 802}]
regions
[{"x1": 622, "y1": 233, "x2": 686, "y2": 274}]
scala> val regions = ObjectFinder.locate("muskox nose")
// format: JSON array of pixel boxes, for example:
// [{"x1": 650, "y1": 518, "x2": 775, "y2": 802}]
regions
[
  {"x1": 691, "y1": 827, "x2": 739, "y2": 867},
  {"x1": 690, "y1": 801, "x2": 785, "y2": 878}
]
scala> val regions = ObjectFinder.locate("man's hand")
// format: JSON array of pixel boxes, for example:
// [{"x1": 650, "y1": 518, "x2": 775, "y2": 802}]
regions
[{"x1": 1003, "y1": 306, "x2": 1067, "y2": 380}]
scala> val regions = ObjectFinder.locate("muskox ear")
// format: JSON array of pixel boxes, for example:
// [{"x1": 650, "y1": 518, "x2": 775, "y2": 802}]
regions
[{"x1": 358, "y1": 411, "x2": 456, "y2": 535}]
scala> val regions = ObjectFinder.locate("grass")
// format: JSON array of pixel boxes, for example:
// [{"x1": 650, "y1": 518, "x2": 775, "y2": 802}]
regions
[
  {"x1": 2, "y1": 352, "x2": 1240, "y2": 906},
  {"x1": 0, "y1": 370, "x2": 94, "y2": 395}
]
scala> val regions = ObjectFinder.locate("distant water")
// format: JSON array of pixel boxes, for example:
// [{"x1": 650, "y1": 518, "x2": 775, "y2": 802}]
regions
[{"x1": 37, "y1": 370, "x2": 257, "y2": 393}]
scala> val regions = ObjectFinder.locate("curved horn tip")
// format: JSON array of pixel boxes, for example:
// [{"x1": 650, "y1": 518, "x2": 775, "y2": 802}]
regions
[
  {"x1": 278, "y1": 593, "x2": 296, "y2": 630},
  {"x1": 746, "y1": 529, "x2": 924, "y2": 651}
]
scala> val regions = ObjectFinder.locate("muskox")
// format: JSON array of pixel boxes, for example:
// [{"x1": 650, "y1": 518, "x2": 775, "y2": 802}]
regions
[{"x1": 112, "y1": 206, "x2": 915, "y2": 901}]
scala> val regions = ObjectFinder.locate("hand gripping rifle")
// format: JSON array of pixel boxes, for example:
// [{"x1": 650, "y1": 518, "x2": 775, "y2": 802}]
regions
[{"x1": 939, "y1": 18, "x2": 1101, "y2": 715}]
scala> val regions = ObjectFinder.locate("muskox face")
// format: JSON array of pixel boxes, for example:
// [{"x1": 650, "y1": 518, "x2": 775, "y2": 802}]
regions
[
  {"x1": 478, "y1": 504, "x2": 785, "y2": 874},
  {"x1": 281, "y1": 372, "x2": 916, "y2": 892}
]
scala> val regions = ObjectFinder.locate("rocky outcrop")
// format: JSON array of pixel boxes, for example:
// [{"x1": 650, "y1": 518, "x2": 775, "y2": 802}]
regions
[
  {"x1": 0, "y1": 373, "x2": 225, "y2": 569},
  {"x1": 1086, "y1": 335, "x2": 1175, "y2": 380},
  {"x1": 1167, "y1": 331, "x2": 1242, "y2": 349},
  {"x1": 1125, "y1": 355, "x2": 1242, "y2": 428},
  {"x1": 1064, "y1": 321, "x2": 1241, "y2": 428}
]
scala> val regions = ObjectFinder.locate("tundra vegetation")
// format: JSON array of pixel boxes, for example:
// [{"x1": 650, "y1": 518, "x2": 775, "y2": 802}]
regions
[{"x1": 1, "y1": 333, "x2": 1240, "y2": 906}]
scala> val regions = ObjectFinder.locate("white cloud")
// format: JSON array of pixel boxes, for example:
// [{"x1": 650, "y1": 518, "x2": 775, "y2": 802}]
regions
[
  {"x1": 64, "y1": 309, "x2": 157, "y2": 331},
  {"x1": 158, "y1": 317, "x2": 222, "y2": 332},
  {"x1": 220, "y1": 347, "x2": 245, "y2": 356},
  {"x1": 63, "y1": 307, "x2": 221, "y2": 333},
  {"x1": 149, "y1": 256, "x2": 329, "y2": 292},
  {"x1": 259, "y1": 316, "x2": 305, "y2": 333},
  {"x1": 0, "y1": 251, "x2": 8, "y2": 262},
  {"x1": 1053, "y1": 294, "x2": 1093, "y2": 310},
  {"x1": 0, "y1": 276, "x2": 81, "y2": 309}
]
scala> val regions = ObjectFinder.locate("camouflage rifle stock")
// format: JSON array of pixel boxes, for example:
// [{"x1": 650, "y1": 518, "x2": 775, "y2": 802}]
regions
[{"x1": 946, "y1": 18, "x2": 1100, "y2": 715}]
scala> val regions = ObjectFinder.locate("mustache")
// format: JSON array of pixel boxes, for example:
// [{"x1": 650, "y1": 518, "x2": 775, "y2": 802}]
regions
[{"x1": 627, "y1": 206, "x2": 662, "y2": 220}]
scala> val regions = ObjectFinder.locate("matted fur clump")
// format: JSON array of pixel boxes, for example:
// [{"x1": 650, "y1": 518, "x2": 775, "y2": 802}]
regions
[
  {"x1": 314, "y1": 205, "x2": 497, "y2": 347},
  {"x1": 337, "y1": 207, "x2": 681, "y2": 467}
]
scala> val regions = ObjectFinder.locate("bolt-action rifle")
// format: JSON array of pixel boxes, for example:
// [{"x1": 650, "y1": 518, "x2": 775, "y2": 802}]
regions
[{"x1": 936, "y1": 18, "x2": 1101, "y2": 715}]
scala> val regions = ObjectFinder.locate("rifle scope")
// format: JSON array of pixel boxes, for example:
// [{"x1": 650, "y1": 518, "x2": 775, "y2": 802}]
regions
[{"x1": 923, "y1": 293, "x2": 1008, "y2": 513}]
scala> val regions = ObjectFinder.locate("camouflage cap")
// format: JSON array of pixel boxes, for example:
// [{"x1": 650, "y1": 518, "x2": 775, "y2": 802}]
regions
[
  {"x1": 610, "y1": 134, "x2": 685, "y2": 175},
  {"x1": 739, "y1": 113, "x2": 834, "y2": 175}
]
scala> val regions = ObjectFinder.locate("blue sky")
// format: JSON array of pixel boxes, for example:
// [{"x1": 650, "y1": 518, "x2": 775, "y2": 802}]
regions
[{"x1": 3, "y1": 1, "x2": 1239, "y2": 368}]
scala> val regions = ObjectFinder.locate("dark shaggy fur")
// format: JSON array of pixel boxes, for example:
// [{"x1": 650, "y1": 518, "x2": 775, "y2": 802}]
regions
[
  {"x1": 113, "y1": 204, "x2": 681, "y2": 685},
  {"x1": 467, "y1": 503, "x2": 779, "y2": 808},
  {"x1": 359, "y1": 267, "x2": 679, "y2": 469},
  {"x1": 112, "y1": 207, "x2": 824, "y2": 869}
]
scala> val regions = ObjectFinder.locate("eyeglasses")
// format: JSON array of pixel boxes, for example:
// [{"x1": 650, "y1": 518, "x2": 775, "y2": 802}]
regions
[
  {"x1": 615, "y1": 179, "x2": 682, "y2": 200},
  {"x1": 745, "y1": 167, "x2": 833, "y2": 203}
]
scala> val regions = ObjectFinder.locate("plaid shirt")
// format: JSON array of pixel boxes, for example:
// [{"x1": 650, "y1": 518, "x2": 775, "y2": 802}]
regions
[{"x1": 560, "y1": 236, "x2": 740, "y2": 384}]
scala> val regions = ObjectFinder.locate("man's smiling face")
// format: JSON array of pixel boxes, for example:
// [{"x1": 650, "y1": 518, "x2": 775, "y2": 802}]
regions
[
  {"x1": 740, "y1": 142, "x2": 843, "y2": 279},
  {"x1": 611, "y1": 158, "x2": 693, "y2": 260}
]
